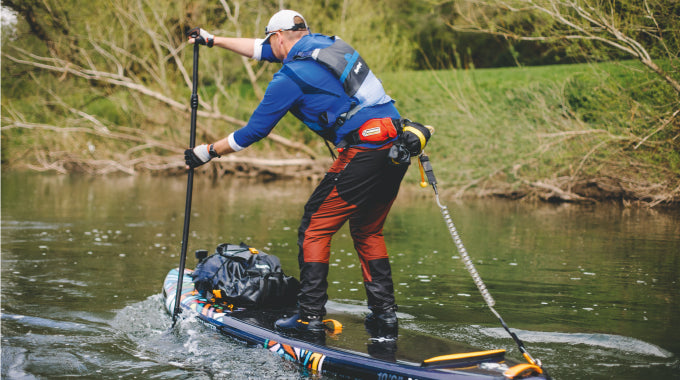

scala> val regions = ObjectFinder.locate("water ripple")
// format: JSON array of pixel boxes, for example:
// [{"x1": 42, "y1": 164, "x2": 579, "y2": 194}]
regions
[
  {"x1": 2, "y1": 314, "x2": 103, "y2": 334},
  {"x1": 108, "y1": 294, "x2": 301, "y2": 379},
  {"x1": 480, "y1": 327, "x2": 674, "y2": 358}
]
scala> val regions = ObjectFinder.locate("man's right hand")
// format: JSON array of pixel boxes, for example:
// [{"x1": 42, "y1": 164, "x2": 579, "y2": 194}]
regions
[
  {"x1": 187, "y1": 27, "x2": 214, "y2": 47},
  {"x1": 185, "y1": 144, "x2": 212, "y2": 169}
]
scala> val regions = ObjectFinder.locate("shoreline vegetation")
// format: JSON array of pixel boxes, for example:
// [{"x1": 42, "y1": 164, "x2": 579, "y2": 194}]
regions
[
  {"x1": 2, "y1": 1, "x2": 678, "y2": 208},
  {"x1": 3, "y1": 60, "x2": 678, "y2": 208}
]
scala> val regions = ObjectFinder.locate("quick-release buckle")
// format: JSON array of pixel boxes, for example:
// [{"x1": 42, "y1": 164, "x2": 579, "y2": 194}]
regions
[{"x1": 336, "y1": 142, "x2": 347, "y2": 153}]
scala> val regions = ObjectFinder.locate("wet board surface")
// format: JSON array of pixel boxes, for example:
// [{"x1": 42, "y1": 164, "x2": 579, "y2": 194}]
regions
[
  {"x1": 229, "y1": 306, "x2": 480, "y2": 364},
  {"x1": 163, "y1": 268, "x2": 545, "y2": 379}
]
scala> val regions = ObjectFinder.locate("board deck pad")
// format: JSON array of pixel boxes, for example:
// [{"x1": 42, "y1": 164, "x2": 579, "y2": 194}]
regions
[{"x1": 228, "y1": 307, "x2": 480, "y2": 365}]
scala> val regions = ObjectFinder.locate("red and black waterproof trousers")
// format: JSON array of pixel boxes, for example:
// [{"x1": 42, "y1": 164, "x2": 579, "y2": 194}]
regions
[{"x1": 297, "y1": 144, "x2": 408, "y2": 317}]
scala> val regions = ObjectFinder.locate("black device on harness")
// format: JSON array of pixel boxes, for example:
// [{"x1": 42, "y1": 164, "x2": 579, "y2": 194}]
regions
[
  {"x1": 192, "y1": 243, "x2": 299, "y2": 309},
  {"x1": 388, "y1": 119, "x2": 433, "y2": 165}
]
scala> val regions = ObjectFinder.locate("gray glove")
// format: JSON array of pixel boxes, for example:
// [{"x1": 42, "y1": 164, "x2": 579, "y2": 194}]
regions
[
  {"x1": 185, "y1": 144, "x2": 215, "y2": 168},
  {"x1": 187, "y1": 27, "x2": 214, "y2": 48}
]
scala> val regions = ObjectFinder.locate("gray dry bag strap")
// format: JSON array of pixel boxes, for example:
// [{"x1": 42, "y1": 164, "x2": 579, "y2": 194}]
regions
[{"x1": 294, "y1": 37, "x2": 390, "y2": 130}]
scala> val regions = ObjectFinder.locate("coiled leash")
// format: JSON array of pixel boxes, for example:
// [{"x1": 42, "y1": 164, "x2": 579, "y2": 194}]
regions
[{"x1": 418, "y1": 154, "x2": 550, "y2": 378}]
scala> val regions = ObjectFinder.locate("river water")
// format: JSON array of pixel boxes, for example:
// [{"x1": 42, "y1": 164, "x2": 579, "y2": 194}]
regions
[{"x1": 1, "y1": 172, "x2": 678, "y2": 379}]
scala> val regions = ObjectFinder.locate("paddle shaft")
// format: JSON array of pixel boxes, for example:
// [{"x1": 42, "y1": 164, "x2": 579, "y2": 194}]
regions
[{"x1": 172, "y1": 42, "x2": 200, "y2": 325}]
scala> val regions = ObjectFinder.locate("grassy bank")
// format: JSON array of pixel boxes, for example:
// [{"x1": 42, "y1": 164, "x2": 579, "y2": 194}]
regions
[
  {"x1": 382, "y1": 60, "x2": 679, "y2": 205},
  {"x1": 2, "y1": 60, "x2": 679, "y2": 206}
]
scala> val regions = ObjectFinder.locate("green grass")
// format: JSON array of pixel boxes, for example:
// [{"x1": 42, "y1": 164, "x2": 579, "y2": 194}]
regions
[{"x1": 381, "y1": 61, "x2": 679, "y2": 195}]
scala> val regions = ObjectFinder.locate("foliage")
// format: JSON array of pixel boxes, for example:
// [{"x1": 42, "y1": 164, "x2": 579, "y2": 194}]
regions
[
  {"x1": 444, "y1": 0, "x2": 680, "y2": 64},
  {"x1": 385, "y1": 59, "x2": 679, "y2": 205},
  {"x1": 1, "y1": 0, "x2": 417, "y2": 168},
  {"x1": 1, "y1": 0, "x2": 678, "y2": 205}
]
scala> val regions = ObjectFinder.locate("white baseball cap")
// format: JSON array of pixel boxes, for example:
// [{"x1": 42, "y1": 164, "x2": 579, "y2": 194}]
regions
[{"x1": 263, "y1": 10, "x2": 308, "y2": 43}]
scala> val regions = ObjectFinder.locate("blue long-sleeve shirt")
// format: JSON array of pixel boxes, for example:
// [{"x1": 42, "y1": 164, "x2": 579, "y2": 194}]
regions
[{"x1": 228, "y1": 33, "x2": 399, "y2": 151}]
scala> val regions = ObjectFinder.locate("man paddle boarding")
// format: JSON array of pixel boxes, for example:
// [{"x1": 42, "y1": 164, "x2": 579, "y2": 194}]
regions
[{"x1": 185, "y1": 9, "x2": 409, "y2": 339}]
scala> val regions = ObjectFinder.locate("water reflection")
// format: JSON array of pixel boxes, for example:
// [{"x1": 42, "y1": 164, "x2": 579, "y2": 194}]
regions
[{"x1": 1, "y1": 172, "x2": 678, "y2": 379}]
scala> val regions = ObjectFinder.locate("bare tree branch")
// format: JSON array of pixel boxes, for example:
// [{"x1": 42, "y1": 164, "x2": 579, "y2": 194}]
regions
[
  {"x1": 450, "y1": 0, "x2": 680, "y2": 94},
  {"x1": 634, "y1": 108, "x2": 680, "y2": 150},
  {"x1": 3, "y1": 47, "x2": 319, "y2": 158},
  {"x1": 0, "y1": 119, "x2": 182, "y2": 153},
  {"x1": 220, "y1": 0, "x2": 265, "y2": 99}
]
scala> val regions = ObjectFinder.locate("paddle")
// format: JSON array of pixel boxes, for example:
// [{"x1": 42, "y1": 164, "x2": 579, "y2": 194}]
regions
[{"x1": 172, "y1": 35, "x2": 201, "y2": 327}]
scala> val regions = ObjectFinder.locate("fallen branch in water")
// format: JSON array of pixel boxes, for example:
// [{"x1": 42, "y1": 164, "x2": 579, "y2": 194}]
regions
[
  {"x1": 1, "y1": 119, "x2": 182, "y2": 154},
  {"x1": 528, "y1": 180, "x2": 596, "y2": 203},
  {"x1": 13, "y1": 148, "x2": 327, "y2": 179}
]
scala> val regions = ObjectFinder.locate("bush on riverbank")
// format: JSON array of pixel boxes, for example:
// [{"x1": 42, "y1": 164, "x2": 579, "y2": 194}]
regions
[
  {"x1": 1, "y1": 1, "x2": 678, "y2": 206},
  {"x1": 383, "y1": 60, "x2": 679, "y2": 206}
]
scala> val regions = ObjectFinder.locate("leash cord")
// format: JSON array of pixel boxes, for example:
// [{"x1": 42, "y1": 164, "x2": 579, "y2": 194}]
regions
[
  {"x1": 419, "y1": 153, "x2": 547, "y2": 372},
  {"x1": 434, "y1": 193, "x2": 496, "y2": 307}
]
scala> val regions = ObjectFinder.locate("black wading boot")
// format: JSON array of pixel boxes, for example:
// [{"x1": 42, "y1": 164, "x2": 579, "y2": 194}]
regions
[
  {"x1": 275, "y1": 313, "x2": 325, "y2": 334},
  {"x1": 364, "y1": 306, "x2": 398, "y2": 340}
]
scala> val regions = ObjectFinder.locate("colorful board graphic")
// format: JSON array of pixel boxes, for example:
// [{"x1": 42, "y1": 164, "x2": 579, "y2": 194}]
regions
[{"x1": 163, "y1": 268, "x2": 545, "y2": 380}]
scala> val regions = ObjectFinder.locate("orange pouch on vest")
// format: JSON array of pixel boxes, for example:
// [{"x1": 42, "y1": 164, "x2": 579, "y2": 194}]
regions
[{"x1": 357, "y1": 117, "x2": 397, "y2": 144}]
